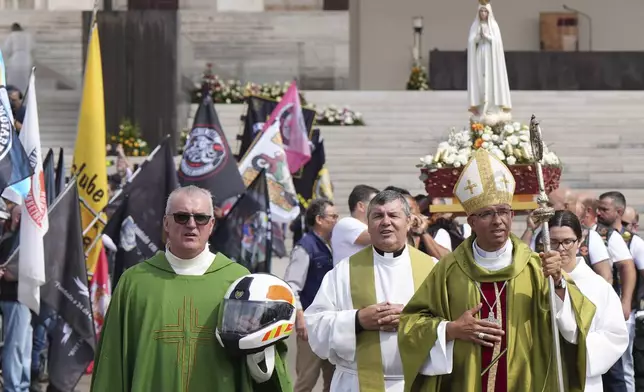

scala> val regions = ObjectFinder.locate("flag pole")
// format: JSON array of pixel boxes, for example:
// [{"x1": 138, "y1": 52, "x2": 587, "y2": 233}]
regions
[
  {"x1": 81, "y1": 137, "x2": 168, "y2": 257},
  {"x1": 529, "y1": 115, "x2": 564, "y2": 392}
]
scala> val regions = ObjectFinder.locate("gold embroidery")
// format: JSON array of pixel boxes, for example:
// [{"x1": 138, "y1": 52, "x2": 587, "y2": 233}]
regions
[
  {"x1": 153, "y1": 297, "x2": 215, "y2": 392},
  {"x1": 465, "y1": 179, "x2": 478, "y2": 195},
  {"x1": 486, "y1": 283, "x2": 504, "y2": 391}
]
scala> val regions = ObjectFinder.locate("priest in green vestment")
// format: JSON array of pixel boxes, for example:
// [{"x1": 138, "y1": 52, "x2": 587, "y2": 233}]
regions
[
  {"x1": 90, "y1": 185, "x2": 292, "y2": 392},
  {"x1": 398, "y1": 149, "x2": 595, "y2": 392}
]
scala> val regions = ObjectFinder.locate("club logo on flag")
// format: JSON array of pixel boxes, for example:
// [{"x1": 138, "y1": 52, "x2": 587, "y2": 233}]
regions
[
  {"x1": 180, "y1": 126, "x2": 228, "y2": 179},
  {"x1": 241, "y1": 211, "x2": 270, "y2": 270},
  {"x1": 25, "y1": 171, "x2": 47, "y2": 229},
  {"x1": 0, "y1": 104, "x2": 13, "y2": 160},
  {"x1": 119, "y1": 216, "x2": 137, "y2": 252}
]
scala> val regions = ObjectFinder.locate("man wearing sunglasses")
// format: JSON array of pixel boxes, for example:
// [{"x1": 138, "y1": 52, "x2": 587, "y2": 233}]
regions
[{"x1": 91, "y1": 185, "x2": 292, "y2": 392}]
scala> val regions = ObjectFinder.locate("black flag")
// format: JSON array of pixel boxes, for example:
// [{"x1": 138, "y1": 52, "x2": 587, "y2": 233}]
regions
[
  {"x1": 237, "y1": 95, "x2": 316, "y2": 160},
  {"x1": 290, "y1": 129, "x2": 334, "y2": 245},
  {"x1": 0, "y1": 86, "x2": 33, "y2": 192},
  {"x1": 210, "y1": 170, "x2": 272, "y2": 273},
  {"x1": 55, "y1": 147, "x2": 65, "y2": 196},
  {"x1": 41, "y1": 179, "x2": 95, "y2": 392},
  {"x1": 178, "y1": 95, "x2": 244, "y2": 212},
  {"x1": 43, "y1": 148, "x2": 56, "y2": 206},
  {"x1": 292, "y1": 129, "x2": 333, "y2": 206},
  {"x1": 103, "y1": 136, "x2": 180, "y2": 288}
]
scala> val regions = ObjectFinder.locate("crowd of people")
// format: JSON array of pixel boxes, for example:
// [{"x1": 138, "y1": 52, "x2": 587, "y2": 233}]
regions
[{"x1": 284, "y1": 149, "x2": 642, "y2": 391}]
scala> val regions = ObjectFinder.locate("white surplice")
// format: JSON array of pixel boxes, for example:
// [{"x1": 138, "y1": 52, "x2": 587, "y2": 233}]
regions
[
  {"x1": 419, "y1": 239, "x2": 581, "y2": 376},
  {"x1": 304, "y1": 246, "x2": 452, "y2": 392},
  {"x1": 567, "y1": 257, "x2": 629, "y2": 391}
]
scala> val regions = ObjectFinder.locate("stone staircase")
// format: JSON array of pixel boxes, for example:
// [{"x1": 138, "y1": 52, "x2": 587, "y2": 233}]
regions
[{"x1": 195, "y1": 91, "x2": 644, "y2": 230}]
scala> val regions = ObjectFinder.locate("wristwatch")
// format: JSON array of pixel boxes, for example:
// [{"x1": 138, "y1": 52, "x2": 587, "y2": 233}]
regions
[{"x1": 554, "y1": 278, "x2": 566, "y2": 290}]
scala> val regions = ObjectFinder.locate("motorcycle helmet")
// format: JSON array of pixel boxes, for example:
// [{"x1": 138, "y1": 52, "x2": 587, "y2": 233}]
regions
[{"x1": 216, "y1": 273, "x2": 296, "y2": 382}]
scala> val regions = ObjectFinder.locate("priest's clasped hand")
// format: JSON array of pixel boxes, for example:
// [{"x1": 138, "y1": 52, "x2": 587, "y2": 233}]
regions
[
  {"x1": 357, "y1": 302, "x2": 404, "y2": 332},
  {"x1": 445, "y1": 303, "x2": 505, "y2": 348},
  {"x1": 539, "y1": 250, "x2": 563, "y2": 285}
]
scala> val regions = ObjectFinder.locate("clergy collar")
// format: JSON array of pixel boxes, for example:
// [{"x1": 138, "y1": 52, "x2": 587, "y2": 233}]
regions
[
  {"x1": 373, "y1": 245, "x2": 406, "y2": 258},
  {"x1": 166, "y1": 244, "x2": 211, "y2": 263},
  {"x1": 473, "y1": 239, "x2": 510, "y2": 259}
]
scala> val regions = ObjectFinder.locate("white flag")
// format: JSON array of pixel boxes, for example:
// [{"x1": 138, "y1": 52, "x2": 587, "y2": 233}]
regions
[
  {"x1": 238, "y1": 119, "x2": 300, "y2": 223},
  {"x1": 18, "y1": 71, "x2": 48, "y2": 314}
]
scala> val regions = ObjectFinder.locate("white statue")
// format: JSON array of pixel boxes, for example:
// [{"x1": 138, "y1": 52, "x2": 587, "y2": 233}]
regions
[{"x1": 467, "y1": 0, "x2": 512, "y2": 125}]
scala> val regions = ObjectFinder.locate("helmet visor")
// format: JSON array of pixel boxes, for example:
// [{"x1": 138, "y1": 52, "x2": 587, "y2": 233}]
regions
[{"x1": 220, "y1": 299, "x2": 294, "y2": 335}]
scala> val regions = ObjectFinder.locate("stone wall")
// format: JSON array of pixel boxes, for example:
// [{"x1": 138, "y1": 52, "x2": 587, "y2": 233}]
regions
[
  {"x1": 178, "y1": 11, "x2": 349, "y2": 89},
  {"x1": 350, "y1": 0, "x2": 644, "y2": 90}
]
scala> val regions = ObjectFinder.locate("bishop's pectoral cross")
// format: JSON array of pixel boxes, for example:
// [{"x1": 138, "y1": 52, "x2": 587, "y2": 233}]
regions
[{"x1": 154, "y1": 296, "x2": 215, "y2": 392}]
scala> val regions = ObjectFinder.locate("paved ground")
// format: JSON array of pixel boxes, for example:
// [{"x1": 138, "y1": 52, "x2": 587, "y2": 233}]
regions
[{"x1": 66, "y1": 256, "x2": 324, "y2": 392}]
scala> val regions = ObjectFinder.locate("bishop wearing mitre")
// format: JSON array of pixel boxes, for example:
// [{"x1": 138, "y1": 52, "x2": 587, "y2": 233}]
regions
[{"x1": 398, "y1": 149, "x2": 595, "y2": 391}]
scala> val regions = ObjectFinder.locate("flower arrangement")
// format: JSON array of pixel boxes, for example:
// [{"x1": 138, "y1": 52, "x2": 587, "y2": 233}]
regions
[
  {"x1": 107, "y1": 119, "x2": 149, "y2": 157},
  {"x1": 315, "y1": 105, "x2": 365, "y2": 126},
  {"x1": 191, "y1": 64, "x2": 309, "y2": 105},
  {"x1": 406, "y1": 65, "x2": 429, "y2": 91},
  {"x1": 417, "y1": 121, "x2": 560, "y2": 171}
]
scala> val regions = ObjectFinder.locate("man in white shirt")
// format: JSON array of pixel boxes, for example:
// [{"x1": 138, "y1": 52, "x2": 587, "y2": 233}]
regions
[
  {"x1": 331, "y1": 185, "x2": 378, "y2": 265},
  {"x1": 598, "y1": 191, "x2": 644, "y2": 392}
]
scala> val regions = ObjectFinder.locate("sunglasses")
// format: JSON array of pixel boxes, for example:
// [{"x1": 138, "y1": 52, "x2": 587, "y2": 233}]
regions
[{"x1": 168, "y1": 213, "x2": 212, "y2": 226}]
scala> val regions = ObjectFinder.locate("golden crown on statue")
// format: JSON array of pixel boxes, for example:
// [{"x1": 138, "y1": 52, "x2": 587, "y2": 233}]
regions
[{"x1": 478, "y1": 0, "x2": 490, "y2": 5}]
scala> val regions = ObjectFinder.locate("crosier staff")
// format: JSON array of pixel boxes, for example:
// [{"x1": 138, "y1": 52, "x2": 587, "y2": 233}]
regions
[{"x1": 529, "y1": 114, "x2": 564, "y2": 392}]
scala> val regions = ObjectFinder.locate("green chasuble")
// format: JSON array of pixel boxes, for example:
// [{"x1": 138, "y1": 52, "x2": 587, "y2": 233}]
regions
[
  {"x1": 90, "y1": 252, "x2": 292, "y2": 392},
  {"x1": 398, "y1": 234, "x2": 595, "y2": 392}
]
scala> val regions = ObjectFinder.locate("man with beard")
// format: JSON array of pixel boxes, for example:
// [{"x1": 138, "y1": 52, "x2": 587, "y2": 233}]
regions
[
  {"x1": 597, "y1": 191, "x2": 644, "y2": 392},
  {"x1": 399, "y1": 149, "x2": 592, "y2": 391}
]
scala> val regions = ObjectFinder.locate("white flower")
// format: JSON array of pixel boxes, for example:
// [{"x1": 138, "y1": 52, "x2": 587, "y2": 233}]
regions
[
  {"x1": 506, "y1": 156, "x2": 517, "y2": 165},
  {"x1": 420, "y1": 155, "x2": 434, "y2": 165},
  {"x1": 482, "y1": 133, "x2": 491, "y2": 141},
  {"x1": 454, "y1": 161, "x2": 462, "y2": 168},
  {"x1": 436, "y1": 163, "x2": 443, "y2": 168},
  {"x1": 491, "y1": 134, "x2": 499, "y2": 142},
  {"x1": 443, "y1": 155, "x2": 455, "y2": 165},
  {"x1": 482, "y1": 141, "x2": 490, "y2": 149},
  {"x1": 504, "y1": 124, "x2": 514, "y2": 134},
  {"x1": 513, "y1": 122, "x2": 521, "y2": 131},
  {"x1": 492, "y1": 148, "x2": 506, "y2": 161},
  {"x1": 519, "y1": 134, "x2": 529, "y2": 142},
  {"x1": 544, "y1": 152, "x2": 560, "y2": 165},
  {"x1": 344, "y1": 117, "x2": 354, "y2": 125},
  {"x1": 483, "y1": 126, "x2": 493, "y2": 134},
  {"x1": 508, "y1": 135, "x2": 520, "y2": 146}
]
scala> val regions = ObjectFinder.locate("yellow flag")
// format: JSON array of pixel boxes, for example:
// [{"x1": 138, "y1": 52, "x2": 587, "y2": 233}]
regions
[{"x1": 72, "y1": 23, "x2": 108, "y2": 275}]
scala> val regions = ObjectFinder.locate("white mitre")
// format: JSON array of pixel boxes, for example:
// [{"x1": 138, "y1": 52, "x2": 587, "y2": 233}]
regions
[{"x1": 453, "y1": 149, "x2": 516, "y2": 215}]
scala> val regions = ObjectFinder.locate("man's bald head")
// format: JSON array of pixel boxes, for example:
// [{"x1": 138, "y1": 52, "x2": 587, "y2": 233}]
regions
[{"x1": 623, "y1": 206, "x2": 640, "y2": 232}]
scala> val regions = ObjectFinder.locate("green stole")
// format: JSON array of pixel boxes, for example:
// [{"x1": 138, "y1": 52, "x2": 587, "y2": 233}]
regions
[
  {"x1": 398, "y1": 234, "x2": 596, "y2": 392},
  {"x1": 350, "y1": 246, "x2": 435, "y2": 392}
]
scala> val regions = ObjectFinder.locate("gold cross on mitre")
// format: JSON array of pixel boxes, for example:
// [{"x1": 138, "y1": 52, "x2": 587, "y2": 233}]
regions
[
  {"x1": 465, "y1": 180, "x2": 478, "y2": 195},
  {"x1": 453, "y1": 149, "x2": 514, "y2": 216}
]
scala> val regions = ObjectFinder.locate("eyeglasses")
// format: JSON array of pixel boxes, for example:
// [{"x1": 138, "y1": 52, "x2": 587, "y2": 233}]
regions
[
  {"x1": 168, "y1": 213, "x2": 212, "y2": 226},
  {"x1": 473, "y1": 208, "x2": 512, "y2": 221},
  {"x1": 550, "y1": 238, "x2": 578, "y2": 250},
  {"x1": 323, "y1": 213, "x2": 339, "y2": 220}
]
